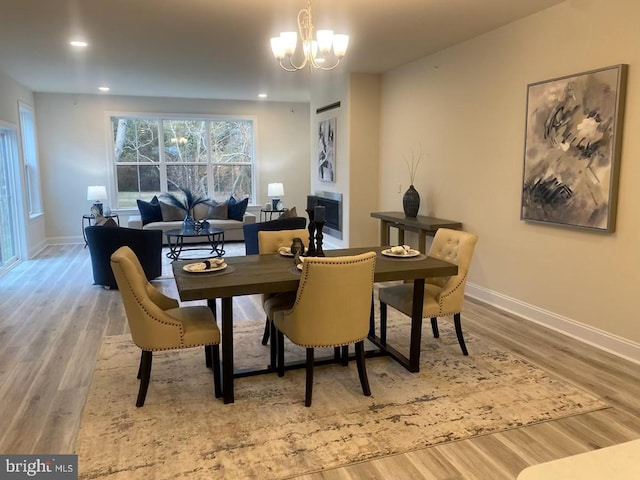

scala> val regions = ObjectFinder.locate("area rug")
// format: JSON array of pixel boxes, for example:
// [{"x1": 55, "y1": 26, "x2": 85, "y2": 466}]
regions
[{"x1": 75, "y1": 317, "x2": 609, "y2": 479}]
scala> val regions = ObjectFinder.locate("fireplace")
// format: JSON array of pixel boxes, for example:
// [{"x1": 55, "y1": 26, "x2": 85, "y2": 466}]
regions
[{"x1": 312, "y1": 191, "x2": 342, "y2": 240}]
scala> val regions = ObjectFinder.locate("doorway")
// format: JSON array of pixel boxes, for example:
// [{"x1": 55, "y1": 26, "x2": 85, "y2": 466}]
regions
[{"x1": 0, "y1": 125, "x2": 21, "y2": 273}]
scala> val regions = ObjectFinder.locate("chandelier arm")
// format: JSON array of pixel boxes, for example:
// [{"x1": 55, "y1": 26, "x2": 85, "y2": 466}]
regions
[
  {"x1": 318, "y1": 59, "x2": 341, "y2": 71},
  {"x1": 278, "y1": 60, "x2": 302, "y2": 73}
]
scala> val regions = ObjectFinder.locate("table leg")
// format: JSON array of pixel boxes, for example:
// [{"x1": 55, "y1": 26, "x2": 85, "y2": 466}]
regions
[
  {"x1": 379, "y1": 219, "x2": 390, "y2": 246},
  {"x1": 166, "y1": 235, "x2": 181, "y2": 260},
  {"x1": 418, "y1": 231, "x2": 427, "y2": 255},
  {"x1": 208, "y1": 232, "x2": 225, "y2": 257},
  {"x1": 221, "y1": 297, "x2": 234, "y2": 403},
  {"x1": 408, "y1": 278, "x2": 425, "y2": 372},
  {"x1": 398, "y1": 228, "x2": 405, "y2": 246}
]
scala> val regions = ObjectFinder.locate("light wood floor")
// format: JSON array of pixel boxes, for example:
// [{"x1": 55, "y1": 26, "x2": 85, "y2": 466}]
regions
[{"x1": 1, "y1": 243, "x2": 638, "y2": 479}]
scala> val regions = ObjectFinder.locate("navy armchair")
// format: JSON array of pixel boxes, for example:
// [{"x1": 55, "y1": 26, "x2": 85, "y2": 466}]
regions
[{"x1": 85, "y1": 225, "x2": 163, "y2": 288}]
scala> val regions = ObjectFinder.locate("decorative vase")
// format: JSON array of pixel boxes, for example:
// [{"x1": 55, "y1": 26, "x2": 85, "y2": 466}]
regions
[
  {"x1": 182, "y1": 213, "x2": 196, "y2": 232},
  {"x1": 402, "y1": 185, "x2": 420, "y2": 217}
]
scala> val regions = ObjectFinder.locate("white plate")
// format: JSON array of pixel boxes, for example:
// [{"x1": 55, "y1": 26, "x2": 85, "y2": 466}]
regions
[
  {"x1": 183, "y1": 261, "x2": 227, "y2": 273},
  {"x1": 381, "y1": 248, "x2": 420, "y2": 258},
  {"x1": 278, "y1": 247, "x2": 294, "y2": 257}
]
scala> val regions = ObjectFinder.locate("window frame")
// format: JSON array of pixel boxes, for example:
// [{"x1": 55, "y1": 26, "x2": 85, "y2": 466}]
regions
[
  {"x1": 18, "y1": 101, "x2": 43, "y2": 219},
  {"x1": 107, "y1": 111, "x2": 258, "y2": 210}
]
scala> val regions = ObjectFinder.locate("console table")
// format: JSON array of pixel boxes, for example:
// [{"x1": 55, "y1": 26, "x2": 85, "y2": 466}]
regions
[{"x1": 370, "y1": 211, "x2": 462, "y2": 253}]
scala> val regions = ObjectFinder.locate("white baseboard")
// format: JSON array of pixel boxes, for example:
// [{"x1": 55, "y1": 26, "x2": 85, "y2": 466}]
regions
[
  {"x1": 47, "y1": 236, "x2": 84, "y2": 245},
  {"x1": 466, "y1": 282, "x2": 640, "y2": 365},
  {"x1": 28, "y1": 239, "x2": 49, "y2": 259}
]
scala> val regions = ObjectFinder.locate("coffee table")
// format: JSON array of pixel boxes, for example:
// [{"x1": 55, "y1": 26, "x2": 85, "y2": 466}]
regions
[{"x1": 165, "y1": 227, "x2": 225, "y2": 260}]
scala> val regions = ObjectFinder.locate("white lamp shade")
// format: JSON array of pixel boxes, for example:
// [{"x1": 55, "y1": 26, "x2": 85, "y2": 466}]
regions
[
  {"x1": 316, "y1": 30, "x2": 334, "y2": 54},
  {"x1": 270, "y1": 37, "x2": 285, "y2": 59},
  {"x1": 87, "y1": 185, "x2": 107, "y2": 201},
  {"x1": 280, "y1": 32, "x2": 298, "y2": 56},
  {"x1": 267, "y1": 183, "x2": 284, "y2": 197},
  {"x1": 332, "y1": 34, "x2": 349, "y2": 58}
]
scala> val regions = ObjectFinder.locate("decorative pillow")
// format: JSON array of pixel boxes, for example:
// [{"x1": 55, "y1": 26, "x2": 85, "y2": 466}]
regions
[
  {"x1": 95, "y1": 217, "x2": 118, "y2": 227},
  {"x1": 207, "y1": 200, "x2": 229, "y2": 220},
  {"x1": 192, "y1": 203, "x2": 210, "y2": 221},
  {"x1": 159, "y1": 199, "x2": 185, "y2": 222},
  {"x1": 227, "y1": 196, "x2": 249, "y2": 221},
  {"x1": 279, "y1": 206, "x2": 298, "y2": 219},
  {"x1": 137, "y1": 196, "x2": 163, "y2": 226}
]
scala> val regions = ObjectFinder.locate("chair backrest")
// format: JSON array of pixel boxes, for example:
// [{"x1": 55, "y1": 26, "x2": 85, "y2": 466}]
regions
[
  {"x1": 427, "y1": 228, "x2": 478, "y2": 310},
  {"x1": 280, "y1": 252, "x2": 377, "y2": 347},
  {"x1": 258, "y1": 229, "x2": 309, "y2": 254},
  {"x1": 110, "y1": 246, "x2": 184, "y2": 350},
  {"x1": 243, "y1": 216, "x2": 307, "y2": 255}
]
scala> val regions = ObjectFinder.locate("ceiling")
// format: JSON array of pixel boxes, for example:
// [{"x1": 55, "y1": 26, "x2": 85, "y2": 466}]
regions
[{"x1": 0, "y1": 0, "x2": 565, "y2": 103}]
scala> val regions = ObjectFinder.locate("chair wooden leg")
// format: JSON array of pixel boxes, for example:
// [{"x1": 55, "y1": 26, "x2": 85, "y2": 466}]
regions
[
  {"x1": 212, "y1": 344, "x2": 222, "y2": 398},
  {"x1": 379, "y1": 301, "x2": 388, "y2": 345},
  {"x1": 341, "y1": 345, "x2": 349, "y2": 366},
  {"x1": 431, "y1": 317, "x2": 439, "y2": 338},
  {"x1": 305, "y1": 348, "x2": 314, "y2": 407},
  {"x1": 136, "y1": 350, "x2": 152, "y2": 407},
  {"x1": 261, "y1": 315, "x2": 271, "y2": 345},
  {"x1": 333, "y1": 346, "x2": 341, "y2": 360},
  {"x1": 277, "y1": 330, "x2": 285, "y2": 377},
  {"x1": 137, "y1": 351, "x2": 144, "y2": 379},
  {"x1": 454, "y1": 313, "x2": 468, "y2": 355},
  {"x1": 355, "y1": 341, "x2": 371, "y2": 397},
  {"x1": 269, "y1": 320, "x2": 277, "y2": 369},
  {"x1": 204, "y1": 345, "x2": 212, "y2": 368}
]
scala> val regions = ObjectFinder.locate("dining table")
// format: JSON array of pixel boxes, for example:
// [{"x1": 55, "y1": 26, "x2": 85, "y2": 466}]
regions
[{"x1": 172, "y1": 246, "x2": 458, "y2": 404}]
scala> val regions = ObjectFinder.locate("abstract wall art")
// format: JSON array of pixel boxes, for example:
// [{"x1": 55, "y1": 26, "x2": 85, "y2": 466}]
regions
[
  {"x1": 520, "y1": 64, "x2": 627, "y2": 232},
  {"x1": 318, "y1": 117, "x2": 336, "y2": 183}
]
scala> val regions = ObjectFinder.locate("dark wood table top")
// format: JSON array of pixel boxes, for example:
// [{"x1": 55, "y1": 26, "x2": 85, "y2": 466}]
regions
[
  {"x1": 370, "y1": 211, "x2": 462, "y2": 231},
  {"x1": 172, "y1": 246, "x2": 458, "y2": 301}
]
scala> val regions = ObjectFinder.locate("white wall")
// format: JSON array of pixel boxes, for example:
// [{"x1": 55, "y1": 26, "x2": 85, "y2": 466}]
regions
[
  {"x1": 309, "y1": 73, "x2": 382, "y2": 248},
  {"x1": 0, "y1": 71, "x2": 46, "y2": 257},
  {"x1": 378, "y1": 0, "x2": 640, "y2": 352},
  {"x1": 310, "y1": 74, "x2": 350, "y2": 247},
  {"x1": 33, "y1": 93, "x2": 310, "y2": 243}
]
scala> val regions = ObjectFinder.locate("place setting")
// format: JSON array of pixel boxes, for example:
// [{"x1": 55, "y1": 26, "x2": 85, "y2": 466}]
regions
[
  {"x1": 379, "y1": 244, "x2": 426, "y2": 261},
  {"x1": 181, "y1": 257, "x2": 235, "y2": 275}
]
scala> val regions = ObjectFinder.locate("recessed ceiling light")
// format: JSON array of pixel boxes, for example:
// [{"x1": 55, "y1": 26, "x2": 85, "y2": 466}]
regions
[
  {"x1": 70, "y1": 40, "x2": 88, "y2": 48},
  {"x1": 98, "y1": 86, "x2": 110, "y2": 92},
  {"x1": 258, "y1": 93, "x2": 268, "y2": 99}
]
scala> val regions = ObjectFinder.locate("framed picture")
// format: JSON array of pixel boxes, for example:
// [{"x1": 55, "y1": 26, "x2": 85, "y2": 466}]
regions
[
  {"x1": 318, "y1": 117, "x2": 336, "y2": 183},
  {"x1": 520, "y1": 64, "x2": 627, "y2": 232}
]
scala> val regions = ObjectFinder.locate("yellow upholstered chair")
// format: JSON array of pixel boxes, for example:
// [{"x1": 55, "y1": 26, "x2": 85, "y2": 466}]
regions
[
  {"x1": 271, "y1": 252, "x2": 377, "y2": 407},
  {"x1": 110, "y1": 246, "x2": 221, "y2": 407},
  {"x1": 378, "y1": 228, "x2": 478, "y2": 355},
  {"x1": 258, "y1": 228, "x2": 309, "y2": 350}
]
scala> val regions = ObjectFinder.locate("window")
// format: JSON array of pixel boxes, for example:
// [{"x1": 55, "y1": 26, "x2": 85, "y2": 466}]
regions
[
  {"x1": 110, "y1": 114, "x2": 255, "y2": 209},
  {"x1": 18, "y1": 103, "x2": 42, "y2": 216}
]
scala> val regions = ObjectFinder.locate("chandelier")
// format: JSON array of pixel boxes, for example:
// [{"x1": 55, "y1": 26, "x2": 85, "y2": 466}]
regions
[{"x1": 270, "y1": 0, "x2": 349, "y2": 72}]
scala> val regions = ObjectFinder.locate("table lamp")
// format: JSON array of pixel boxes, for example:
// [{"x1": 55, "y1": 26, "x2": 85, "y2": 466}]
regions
[
  {"x1": 87, "y1": 185, "x2": 107, "y2": 215},
  {"x1": 267, "y1": 183, "x2": 284, "y2": 210}
]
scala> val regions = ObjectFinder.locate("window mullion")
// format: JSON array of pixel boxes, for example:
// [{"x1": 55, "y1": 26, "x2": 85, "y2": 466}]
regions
[{"x1": 158, "y1": 118, "x2": 168, "y2": 192}]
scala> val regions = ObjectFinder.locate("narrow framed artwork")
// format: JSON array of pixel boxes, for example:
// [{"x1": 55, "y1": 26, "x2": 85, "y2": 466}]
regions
[
  {"x1": 520, "y1": 64, "x2": 627, "y2": 232},
  {"x1": 318, "y1": 117, "x2": 336, "y2": 183}
]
